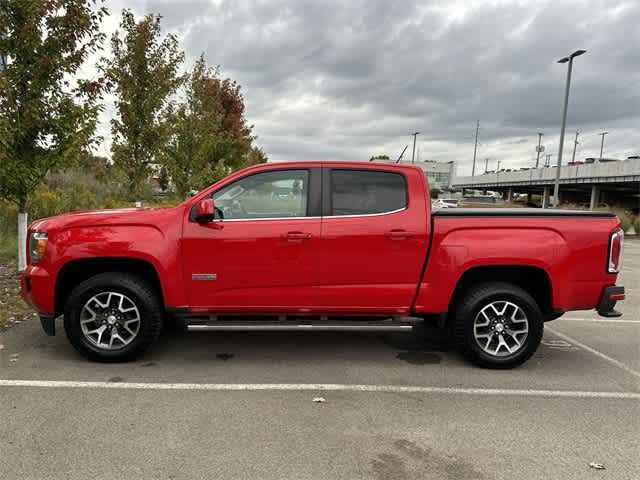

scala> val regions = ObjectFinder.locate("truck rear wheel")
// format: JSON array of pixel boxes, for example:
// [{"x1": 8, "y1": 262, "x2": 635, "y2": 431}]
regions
[
  {"x1": 452, "y1": 282, "x2": 543, "y2": 369},
  {"x1": 64, "y1": 273, "x2": 163, "y2": 362}
]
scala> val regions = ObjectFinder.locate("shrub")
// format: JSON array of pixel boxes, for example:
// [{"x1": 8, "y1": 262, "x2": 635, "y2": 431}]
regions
[
  {"x1": 612, "y1": 209, "x2": 632, "y2": 233},
  {"x1": 0, "y1": 233, "x2": 17, "y2": 262}
]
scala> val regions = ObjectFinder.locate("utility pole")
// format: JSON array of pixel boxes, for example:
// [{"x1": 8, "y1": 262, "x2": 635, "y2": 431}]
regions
[
  {"x1": 571, "y1": 130, "x2": 580, "y2": 163},
  {"x1": 553, "y1": 49, "x2": 586, "y2": 207},
  {"x1": 598, "y1": 131, "x2": 608, "y2": 160},
  {"x1": 472, "y1": 120, "x2": 480, "y2": 176},
  {"x1": 535, "y1": 132, "x2": 544, "y2": 167},
  {"x1": 410, "y1": 132, "x2": 420, "y2": 164},
  {"x1": 484, "y1": 158, "x2": 489, "y2": 173}
]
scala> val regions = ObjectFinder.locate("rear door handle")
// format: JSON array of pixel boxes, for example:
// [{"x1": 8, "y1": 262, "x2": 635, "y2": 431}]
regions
[
  {"x1": 282, "y1": 231, "x2": 312, "y2": 241},
  {"x1": 384, "y1": 229, "x2": 411, "y2": 240}
]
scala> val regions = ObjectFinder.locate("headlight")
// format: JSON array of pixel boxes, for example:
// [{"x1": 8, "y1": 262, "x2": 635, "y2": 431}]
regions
[{"x1": 29, "y1": 232, "x2": 48, "y2": 263}]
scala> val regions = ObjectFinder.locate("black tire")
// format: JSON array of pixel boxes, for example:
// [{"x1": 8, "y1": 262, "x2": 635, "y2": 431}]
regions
[
  {"x1": 451, "y1": 281, "x2": 543, "y2": 369},
  {"x1": 64, "y1": 273, "x2": 163, "y2": 362}
]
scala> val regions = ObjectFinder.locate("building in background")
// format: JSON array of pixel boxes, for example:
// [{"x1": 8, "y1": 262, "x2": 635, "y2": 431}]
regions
[{"x1": 375, "y1": 159, "x2": 456, "y2": 191}]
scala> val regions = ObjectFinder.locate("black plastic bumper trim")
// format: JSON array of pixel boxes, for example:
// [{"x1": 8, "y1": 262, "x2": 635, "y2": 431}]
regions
[
  {"x1": 597, "y1": 286, "x2": 624, "y2": 318},
  {"x1": 40, "y1": 314, "x2": 55, "y2": 336},
  {"x1": 544, "y1": 308, "x2": 565, "y2": 322}
]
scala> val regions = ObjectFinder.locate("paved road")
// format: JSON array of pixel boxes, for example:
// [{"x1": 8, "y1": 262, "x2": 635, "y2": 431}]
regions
[{"x1": 1, "y1": 242, "x2": 638, "y2": 480}]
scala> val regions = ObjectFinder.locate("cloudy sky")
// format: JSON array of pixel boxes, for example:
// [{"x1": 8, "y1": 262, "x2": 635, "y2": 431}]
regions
[{"x1": 92, "y1": 0, "x2": 639, "y2": 175}]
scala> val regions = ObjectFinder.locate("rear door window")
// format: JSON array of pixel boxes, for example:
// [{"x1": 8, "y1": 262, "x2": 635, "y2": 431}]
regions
[{"x1": 329, "y1": 170, "x2": 407, "y2": 216}]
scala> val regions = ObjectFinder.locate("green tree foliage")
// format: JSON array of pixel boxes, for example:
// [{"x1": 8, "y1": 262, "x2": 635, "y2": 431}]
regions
[
  {"x1": 102, "y1": 9, "x2": 184, "y2": 198},
  {"x1": 370, "y1": 155, "x2": 390, "y2": 161},
  {"x1": 162, "y1": 55, "x2": 265, "y2": 198},
  {"x1": 0, "y1": 0, "x2": 107, "y2": 212}
]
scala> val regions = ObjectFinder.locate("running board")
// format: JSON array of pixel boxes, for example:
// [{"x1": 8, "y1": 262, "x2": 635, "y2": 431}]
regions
[{"x1": 186, "y1": 320, "x2": 416, "y2": 332}]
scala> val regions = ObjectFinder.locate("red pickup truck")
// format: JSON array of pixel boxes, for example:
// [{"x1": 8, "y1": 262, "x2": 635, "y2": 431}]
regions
[{"x1": 21, "y1": 161, "x2": 625, "y2": 368}]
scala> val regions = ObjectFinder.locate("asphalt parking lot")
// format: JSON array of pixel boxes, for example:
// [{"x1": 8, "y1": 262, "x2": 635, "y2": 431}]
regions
[{"x1": 1, "y1": 242, "x2": 638, "y2": 480}]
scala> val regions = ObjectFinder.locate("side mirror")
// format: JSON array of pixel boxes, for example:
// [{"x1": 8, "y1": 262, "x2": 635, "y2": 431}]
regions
[{"x1": 194, "y1": 198, "x2": 216, "y2": 223}]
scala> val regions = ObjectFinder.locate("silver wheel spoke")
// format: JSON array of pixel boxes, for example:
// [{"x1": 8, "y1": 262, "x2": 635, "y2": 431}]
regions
[
  {"x1": 485, "y1": 335, "x2": 493, "y2": 350},
  {"x1": 476, "y1": 311, "x2": 491, "y2": 327},
  {"x1": 497, "y1": 334, "x2": 511, "y2": 354}
]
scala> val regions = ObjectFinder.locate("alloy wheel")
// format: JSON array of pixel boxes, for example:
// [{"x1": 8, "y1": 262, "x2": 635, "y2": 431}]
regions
[
  {"x1": 79, "y1": 292, "x2": 141, "y2": 350},
  {"x1": 473, "y1": 300, "x2": 529, "y2": 357}
]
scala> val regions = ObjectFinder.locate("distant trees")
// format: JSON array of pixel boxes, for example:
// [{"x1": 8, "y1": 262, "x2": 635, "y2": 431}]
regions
[
  {"x1": 104, "y1": 13, "x2": 266, "y2": 199},
  {"x1": 370, "y1": 155, "x2": 390, "y2": 161},
  {"x1": 101, "y1": 10, "x2": 184, "y2": 198},
  {"x1": 0, "y1": 0, "x2": 108, "y2": 269},
  {"x1": 162, "y1": 55, "x2": 264, "y2": 198},
  {"x1": 0, "y1": 5, "x2": 267, "y2": 264}
]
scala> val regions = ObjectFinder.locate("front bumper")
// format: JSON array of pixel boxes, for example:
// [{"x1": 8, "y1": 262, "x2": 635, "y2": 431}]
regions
[
  {"x1": 20, "y1": 265, "x2": 57, "y2": 335},
  {"x1": 20, "y1": 265, "x2": 55, "y2": 316},
  {"x1": 597, "y1": 285, "x2": 625, "y2": 318}
]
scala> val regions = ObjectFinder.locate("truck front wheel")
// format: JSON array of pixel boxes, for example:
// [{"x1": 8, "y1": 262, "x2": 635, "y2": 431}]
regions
[
  {"x1": 452, "y1": 282, "x2": 543, "y2": 369},
  {"x1": 64, "y1": 273, "x2": 163, "y2": 362}
]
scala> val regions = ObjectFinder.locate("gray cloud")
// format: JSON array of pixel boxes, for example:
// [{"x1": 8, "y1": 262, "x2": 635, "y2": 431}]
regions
[{"x1": 102, "y1": 0, "x2": 640, "y2": 173}]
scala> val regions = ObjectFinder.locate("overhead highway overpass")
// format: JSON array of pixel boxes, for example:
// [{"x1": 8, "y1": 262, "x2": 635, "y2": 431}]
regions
[{"x1": 452, "y1": 158, "x2": 639, "y2": 209}]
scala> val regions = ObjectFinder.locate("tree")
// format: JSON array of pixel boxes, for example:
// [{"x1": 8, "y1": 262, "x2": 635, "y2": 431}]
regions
[
  {"x1": 102, "y1": 9, "x2": 184, "y2": 198},
  {"x1": 162, "y1": 55, "x2": 265, "y2": 198},
  {"x1": 0, "y1": 0, "x2": 107, "y2": 269},
  {"x1": 369, "y1": 155, "x2": 390, "y2": 161}
]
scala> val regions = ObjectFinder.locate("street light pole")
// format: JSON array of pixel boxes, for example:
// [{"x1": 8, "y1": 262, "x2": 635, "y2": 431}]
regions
[
  {"x1": 598, "y1": 131, "x2": 608, "y2": 160},
  {"x1": 552, "y1": 49, "x2": 586, "y2": 208},
  {"x1": 410, "y1": 132, "x2": 420, "y2": 164}
]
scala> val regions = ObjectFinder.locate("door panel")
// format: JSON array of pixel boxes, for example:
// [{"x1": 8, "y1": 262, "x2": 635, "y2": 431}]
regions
[
  {"x1": 182, "y1": 219, "x2": 319, "y2": 312},
  {"x1": 317, "y1": 168, "x2": 429, "y2": 314},
  {"x1": 181, "y1": 168, "x2": 321, "y2": 313}
]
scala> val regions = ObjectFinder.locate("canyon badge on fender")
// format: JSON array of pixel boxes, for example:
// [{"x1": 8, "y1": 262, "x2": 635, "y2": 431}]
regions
[{"x1": 192, "y1": 273, "x2": 217, "y2": 281}]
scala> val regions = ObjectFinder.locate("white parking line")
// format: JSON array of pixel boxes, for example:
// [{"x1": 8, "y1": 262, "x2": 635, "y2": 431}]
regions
[
  {"x1": 0, "y1": 379, "x2": 638, "y2": 399},
  {"x1": 558, "y1": 317, "x2": 640, "y2": 324},
  {"x1": 546, "y1": 326, "x2": 640, "y2": 379}
]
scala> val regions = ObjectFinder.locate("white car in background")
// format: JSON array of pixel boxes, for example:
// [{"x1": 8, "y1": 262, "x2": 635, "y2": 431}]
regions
[{"x1": 432, "y1": 198, "x2": 459, "y2": 208}]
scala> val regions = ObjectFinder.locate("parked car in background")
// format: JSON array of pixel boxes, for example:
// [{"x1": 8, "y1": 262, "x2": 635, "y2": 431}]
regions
[
  {"x1": 461, "y1": 194, "x2": 499, "y2": 205},
  {"x1": 432, "y1": 198, "x2": 459, "y2": 208}
]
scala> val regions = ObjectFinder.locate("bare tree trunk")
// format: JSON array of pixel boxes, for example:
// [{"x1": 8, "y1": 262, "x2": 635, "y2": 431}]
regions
[{"x1": 17, "y1": 197, "x2": 28, "y2": 272}]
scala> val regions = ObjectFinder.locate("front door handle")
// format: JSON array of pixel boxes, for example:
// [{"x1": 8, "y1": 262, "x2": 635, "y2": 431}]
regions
[
  {"x1": 384, "y1": 229, "x2": 411, "y2": 240},
  {"x1": 282, "y1": 231, "x2": 312, "y2": 241}
]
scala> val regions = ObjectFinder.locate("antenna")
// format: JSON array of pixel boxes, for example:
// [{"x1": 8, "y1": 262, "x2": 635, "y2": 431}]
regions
[{"x1": 395, "y1": 145, "x2": 408, "y2": 164}]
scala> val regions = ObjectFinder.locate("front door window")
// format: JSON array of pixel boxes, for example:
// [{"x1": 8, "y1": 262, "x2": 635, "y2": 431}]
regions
[{"x1": 213, "y1": 170, "x2": 309, "y2": 220}]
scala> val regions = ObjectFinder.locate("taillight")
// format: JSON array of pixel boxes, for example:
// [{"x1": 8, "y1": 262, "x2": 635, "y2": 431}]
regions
[{"x1": 608, "y1": 228, "x2": 623, "y2": 273}]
